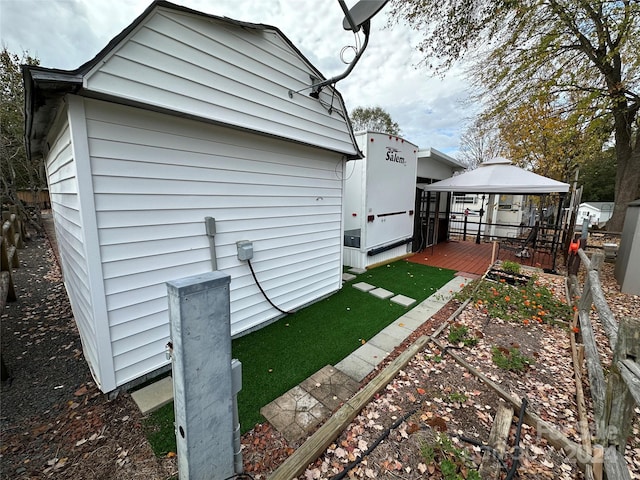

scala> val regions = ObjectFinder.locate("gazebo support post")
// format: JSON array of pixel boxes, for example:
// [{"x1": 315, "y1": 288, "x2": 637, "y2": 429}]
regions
[
  {"x1": 550, "y1": 193, "x2": 566, "y2": 273},
  {"x1": 476, "y1": 194, "x2": 486, "y2": 245}
]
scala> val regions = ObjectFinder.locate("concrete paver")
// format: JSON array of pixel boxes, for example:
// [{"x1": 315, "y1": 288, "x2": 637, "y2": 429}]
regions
[
  {"x1": 342, "y1": 273, "x2": 357, "y2": 282},
  {"x1": 369, "y1": 287, "x2": 394, "y2": 299},
  {"x1": 334, "y1": 353, "x2": 375, "y2": 382},
  {"x1": 351, "y1": 342, "x2": 388, "y2": 366},
  {"x1": 348, "y1": 267, "x2": 367, "y2": 274},
  {"x1": 260, "y1": 386, "x2": 330, "y2": 443},
  {"x1": 131, "y1": 376, "x2": 173, "y2": 415},
  {"x1": 353, "y1": 282, "x2": 375, "y2": 292},
  {"x1": 367, "y1": 331, "x2": 402, "y2": 353},
  {"x1": 393, "y1": 313, "x2": 429, "y2": 331},
  {"x1": 300, "y1": 366, "x2": 359, "y2": 411},
  {"x1": 379, "y1": 323, "x2": 412, "y2": 343},
  {"x1": 390, "y1": 294, "x2": 416, "y2": 307}
]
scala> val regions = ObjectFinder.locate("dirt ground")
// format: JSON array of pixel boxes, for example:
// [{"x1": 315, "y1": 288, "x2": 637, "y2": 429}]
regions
[
  {"x1": 284, "y1": 257, "x2": 640, "y2": 480},
  {"x1": 1, "y1": 230, "x2": 638, "y2": 479}
]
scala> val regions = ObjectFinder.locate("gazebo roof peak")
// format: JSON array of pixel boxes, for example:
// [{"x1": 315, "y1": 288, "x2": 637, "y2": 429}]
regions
[{"x1": 481, "y1": 157, "x2": 512, "y2": 166}]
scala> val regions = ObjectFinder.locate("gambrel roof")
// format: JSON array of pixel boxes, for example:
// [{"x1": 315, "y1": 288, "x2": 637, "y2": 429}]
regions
[{"x1": 24, "y1": 0, "x2": 361, "y2": 161}]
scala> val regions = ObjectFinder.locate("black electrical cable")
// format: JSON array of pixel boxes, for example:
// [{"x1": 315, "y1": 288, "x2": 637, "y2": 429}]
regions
[
  {"x1": 442, "y1": 344, "x2": 466, "y2": 354},
  {"x1": 329, "y1": 408, "x2": 418, "y2": 480},
  {"x1": 450, "y1": 433, "x2": 509, "y2": 473},
  {"x1": 247, "y1": 259, "x2": 295, "y2": 315},
  {"x1": 505, "y1": 396, "x2": 528, "y2": 480},
  {"x1": 223, "y1": 473, "x2": 254, "y2": 480}
]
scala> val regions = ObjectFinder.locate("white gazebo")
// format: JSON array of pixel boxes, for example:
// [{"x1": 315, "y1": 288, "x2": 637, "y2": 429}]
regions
[
  {"x1": 423, "y1": 158, "x2": 570, "y2": 271},
  {"x1": 424, "y1": 158, "x2": 570, "y2": 194}
]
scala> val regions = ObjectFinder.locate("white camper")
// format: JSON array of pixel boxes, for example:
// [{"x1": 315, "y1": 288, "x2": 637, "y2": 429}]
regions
[{"x1": 343, "y1": 132, "x2": 418, "y2": 269}]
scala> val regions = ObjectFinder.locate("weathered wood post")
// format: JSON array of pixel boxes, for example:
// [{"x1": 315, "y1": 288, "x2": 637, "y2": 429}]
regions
[{"x1": 602, "y1": 317, "x2": 640, "y2": 451}]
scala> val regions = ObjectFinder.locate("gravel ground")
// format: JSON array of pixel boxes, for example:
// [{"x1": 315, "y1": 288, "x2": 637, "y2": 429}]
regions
[{"x1": 0, "y1": 232, "x2": 175, "y2": 479}]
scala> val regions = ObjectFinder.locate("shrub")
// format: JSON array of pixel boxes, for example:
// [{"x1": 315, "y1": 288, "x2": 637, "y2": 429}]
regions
[
  {"x1": 447, "y1": 324, "x2": 478, "y2": 347},
  {"x1": 421, "y1": 433, "x2": 480, "y2": 480},
  {"x1": 491, "y1": 346, "x2": 534, "y2": 372},
  {"x1": 500, "y1": 260, "x2": 521, "y2": 275}
]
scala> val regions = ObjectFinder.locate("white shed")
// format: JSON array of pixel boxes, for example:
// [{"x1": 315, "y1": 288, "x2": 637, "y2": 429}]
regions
[
  {"x1": 343, "y1": 132, "x2": 418, "y2": 269},
  {"x1": 23, "y1": 1, "x2": 361, "y2": 393},
  {"x1": 578, "y1": 202, "x2": 615, "y2": 227}
]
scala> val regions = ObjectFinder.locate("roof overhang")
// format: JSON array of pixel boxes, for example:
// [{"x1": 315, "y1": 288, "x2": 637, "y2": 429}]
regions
[
  {"x1": 418, "y1": 147, "x2": 466, "y2": 170},
  {"x1": 23, "y1": 68, "x2": 83, "y2": 159}
]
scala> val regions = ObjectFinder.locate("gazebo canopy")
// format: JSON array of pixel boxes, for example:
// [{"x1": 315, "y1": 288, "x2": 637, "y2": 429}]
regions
[{"x1": 423, "y1": 158, "x2": 570, "y2": 194}]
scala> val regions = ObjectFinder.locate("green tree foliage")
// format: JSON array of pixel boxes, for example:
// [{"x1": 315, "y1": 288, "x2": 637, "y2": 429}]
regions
[
  {"x1": 349, "y1": 106, "x2": 401, "y2": 135},
  {"x1": 498, "y1": 91, "x2": 609, "y2": 183},
  {"x1": 579, "y1": 149, "x2": 616, "y2": 202},
  {"x1": 390, "y1": 0, "x2": 640, "y2": 231},
  {"x1": 1, "y1": 48, "x2": 44, "y2": 205}
]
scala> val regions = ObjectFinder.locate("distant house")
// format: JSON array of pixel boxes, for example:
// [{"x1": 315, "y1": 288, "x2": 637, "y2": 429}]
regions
[
  {"x1": 578, "y1": 202, "x2": 615, "y2": 227},
  {"x1": 23, "y1": 1, "x2": 360, "y2": 393}
]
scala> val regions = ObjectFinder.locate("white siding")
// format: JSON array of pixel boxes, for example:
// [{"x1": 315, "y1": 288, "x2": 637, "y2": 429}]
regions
[
  {"x1": 83, "y1": 7, "x2": 356, "y2": 157},
  {"x1": 417, "y1": 158, "x2": 456, "y2": 181},
  {"x1": 83, "y1": 98, "x2": 345, "y2": 387},
  {"x1": 45, "y1": 110, "x2": 105, "y2": 388}
]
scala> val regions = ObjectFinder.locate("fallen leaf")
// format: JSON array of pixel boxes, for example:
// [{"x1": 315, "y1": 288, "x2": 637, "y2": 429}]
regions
[{"x1": 74, "y1": 386, "x2": 88, "y2": 396}]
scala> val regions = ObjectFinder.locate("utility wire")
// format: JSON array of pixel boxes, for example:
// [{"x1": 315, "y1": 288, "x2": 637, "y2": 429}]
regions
[
  {"x1": 247, "y1": 259, "x2": 295, "y2": 315},
  {"x1": 329, "y1": 408, "x2": 418, "y2": 480}
]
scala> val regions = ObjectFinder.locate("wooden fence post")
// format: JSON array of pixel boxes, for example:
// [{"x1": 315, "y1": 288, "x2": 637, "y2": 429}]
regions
[{"x1": 602, "y1": 317, "x2": 640, "y2": 451}]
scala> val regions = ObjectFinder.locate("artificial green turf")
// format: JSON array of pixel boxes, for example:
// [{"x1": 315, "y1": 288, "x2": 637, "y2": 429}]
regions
[{"x1": 145, "y1": 260, "x2": 455, "y2": 455}]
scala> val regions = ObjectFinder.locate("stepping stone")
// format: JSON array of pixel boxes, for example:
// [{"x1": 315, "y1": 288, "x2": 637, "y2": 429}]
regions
[
  {"x1": 260, "y1": 386, "x2": 330, "y2": 443},
  {"x1": 342, "y1": 273, "x2": 357, "y2": 282},
  {"x1": 390, "y1": 294, "x2": 416, "y2": 308},
  {"x1": 369, "y1": 287, "x2": 393, "y2": 299},
  {"x1": 300, "y1": 365, "x2": 359, "y2": 412},
  {"x1": 353, "y1": 282, "x2": 375, "y2": 292},
  {"x1": 131, "y1": 376, "x2": 173, "y2": 415},
  {"x1": 368, "y1": 331, "x2": 401, "y2": 353},
  {"x1": 335, "y1": 354, "x2": 375, "y2": 382},
  {"x1": 348, "y1": 267, "x2": 367, "y2": 274},
  {"x1": 352, "y1": 342, "x2": 389, "y2": 365}
]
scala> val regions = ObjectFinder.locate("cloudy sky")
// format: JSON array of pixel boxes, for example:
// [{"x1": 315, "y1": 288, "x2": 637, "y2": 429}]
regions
[{"x1": 1, "y1": 0, "x2": 476, "y2": 155}]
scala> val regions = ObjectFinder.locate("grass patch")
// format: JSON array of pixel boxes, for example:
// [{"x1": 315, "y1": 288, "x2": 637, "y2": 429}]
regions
[
  {"x1": 145, "y1": 260, "x2": 455, "y2": 455},
  {"x1": 491, "y1": 346, "x2": 535, "y2": 372}
]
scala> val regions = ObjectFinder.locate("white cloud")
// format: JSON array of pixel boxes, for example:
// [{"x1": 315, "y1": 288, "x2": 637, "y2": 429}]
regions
[{"x1": 0, "y1": 0, "x2": 477, "y2": 154}]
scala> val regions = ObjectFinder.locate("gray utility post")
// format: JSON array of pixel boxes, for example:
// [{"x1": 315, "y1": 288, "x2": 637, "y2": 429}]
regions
[{"x1": 167, "y1": 271, "x2": 235, "y2": 480}]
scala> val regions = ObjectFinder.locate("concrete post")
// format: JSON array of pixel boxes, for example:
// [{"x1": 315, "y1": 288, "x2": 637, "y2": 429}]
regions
[{"x1": 167, "y1": 271, "x2": 233, "y2": 480}]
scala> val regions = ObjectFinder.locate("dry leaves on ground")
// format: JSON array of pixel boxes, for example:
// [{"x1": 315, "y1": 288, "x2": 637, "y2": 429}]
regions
[{"x1": 293, "y1": 269, "x2": 639, "y2": 480}]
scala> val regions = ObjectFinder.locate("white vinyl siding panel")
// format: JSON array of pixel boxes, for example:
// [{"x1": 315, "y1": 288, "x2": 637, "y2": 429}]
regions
[
  {"x1": 83, "y1": 99, "x2": 345, "y2": 386},
  {"x1": 45, "y1": 120, "x2": 102, "y2": 383},
  {"x1": 84, "y1": 8, "x2": 356, "y2": 156}
]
